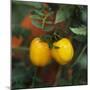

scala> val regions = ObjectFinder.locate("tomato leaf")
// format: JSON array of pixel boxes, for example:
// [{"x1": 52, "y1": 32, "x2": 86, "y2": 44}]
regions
[
  {"x1": 78, "y1": 53, "x2": 87, "y2": 69},
  {"x1": 12, "y1": 63, "x2": 29, "y2": 89},
  {"x1": 20, "y1": 28, "x2": 31, "y2": 38},
  {"x1": 32, "y1": 19, "x2": 53, "y2": 32},
  {"x1": 33, "y1": 10, "x2": 45, "y2": 16},
  {"x1": 32, "y1": 19, "x2": 43, "y2": 29},
  {"x1": 12, "y1": 27, "x2": 21, "y2": 37},
  {"x1": 31, "y1": 15, "x2": 53, "y2": 24},
  {"x1": 25, "y1": 2, "x2": 43, "y2": 8},
  {"x1": 55, "y1": 5, "x2": 75, "y2": 24},
  {"x1": 44, "y1": 24, "x2": 54, "y2": 32},
  {"x1": 80, "y1": 6, "x2": 87, "y2": 25},
  {"x1": 72, "y1": 35, "x2": 86, "y2": 42},
  {"x1": 70, "y1": 25, "x2": 87, "y2": 36},
  {"x1": 13, "y1": 1, "x2": 43, "y2": 9},
  {"x1": 31, "y1": 15, "x2": 42, "y2": 20},
  {"x1": 71, "y1": 45, "x2": 87, "y2": 69}
]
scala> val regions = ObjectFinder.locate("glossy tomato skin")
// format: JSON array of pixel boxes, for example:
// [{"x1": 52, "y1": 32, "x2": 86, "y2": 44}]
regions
[
  {"x1": 51, "y1": 38, "x2": 74, "y2": 65},
  {"x1": 29, "y1": 37, "x2": 51, "y2": 67}
]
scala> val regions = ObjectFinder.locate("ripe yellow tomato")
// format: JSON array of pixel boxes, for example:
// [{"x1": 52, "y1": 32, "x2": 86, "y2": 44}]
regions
[
  {"x1": 51, "y1": 38, "x2": 74, "y2": 65},
  {"x1": 29, "y1": 37, "x2": 51, "y2": 67}
]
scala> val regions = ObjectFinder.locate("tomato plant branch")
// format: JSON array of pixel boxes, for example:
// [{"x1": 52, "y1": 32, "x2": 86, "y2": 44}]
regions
[
  {"x1": 31, "y1": 67, "x2": 37, "y2": 88},
  {"x1": 42, "y1": 12, "x2": 53, "y2": 29},
  {"x1": 42, "y1": 14, "x2": 49, "y2": 29},
  {"x1": 71, "y1": 44, "x2": 86, "y2": 68},
  {"x1": 53, "y1": 32, "x2": 61, "y2": 40}
]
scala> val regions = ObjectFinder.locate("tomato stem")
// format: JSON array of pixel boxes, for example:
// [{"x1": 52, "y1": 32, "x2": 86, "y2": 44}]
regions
[
  {"x1": 42, "y1": 14, "x2": 49, "y2": 29},
  {"x1": 42, "y1": 12, "x2": 53, "y2": 29}
]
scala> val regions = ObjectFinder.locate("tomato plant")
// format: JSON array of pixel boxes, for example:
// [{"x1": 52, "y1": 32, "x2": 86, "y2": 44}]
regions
[{"x1": 12, "y1": 1, "x2": 87, "y2": 89}]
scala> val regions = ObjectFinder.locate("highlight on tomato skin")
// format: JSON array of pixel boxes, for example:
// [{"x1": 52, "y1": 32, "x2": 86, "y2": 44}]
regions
[
  {"x1": 29, "y1": 37, "x2": 51, "y2": 67},
  {"x1": 51, "y1": 38, "x2": 74, "y2": 65}
]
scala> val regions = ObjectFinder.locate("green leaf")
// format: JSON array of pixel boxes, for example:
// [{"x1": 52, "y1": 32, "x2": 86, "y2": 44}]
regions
[
  {"x1": 31, "y1": 15, "x2": 42, "y2": 20},
  {"x1": 24, "y1": 2, "x2": 43, "y2": 9},
  {"x1": 33, "y1": 10, "x2": 44, "y2": 16},
  {"x1": 40, "y1": 35, "x2": 52, "y2": 41},
  {"x1": 12, "y1": 63, "x2": 37, "y2": 89},
  {"x1": 70, "y1": 25, "x2": 87, "y2": 36},
  {"x1": 45, "y1": 20, "x2": 53, "y2": 24},
  {"x1": 44, "y1": 24, "x2": 54, "y2": 32},
  {"x1": 55, "y1": 5, "x2": 75, "y2": 23},
  {"x1": 80, "y1": 6, "x2": 87, "y2": 24},
  {"x1": 20, "y1": 28, "x2": 31, "y2": 38},
  {"x1": 72, "y1": 35, "x2": 86, "y2": 42},
  {"x1": 12, "y1": 2, "x2": 33, "y2": 23},
  {"x1": 77, "y1": 53, "x2": 87, "y2": 69},
  {"x1": 32, "y1": 19, "x2": 43, "y2": 29},
  {"x1": 12, "y1": 65, "x2": 28, "y2": 89},
  {"x1": 71, "y1": 45, "x2": 87, "y2": 68},
  {"x1": 31, "y1": 15, "x2": 53, "y2": 24},
  {"x1": 12, "y1": 1, "x2": 43, "y2": 9},
  {"x1": 32, "y1": 19, "x2": 53, "y2": 32},
  {"x1": 12, "y1": 27, "x2": 21, "y2": 37}
]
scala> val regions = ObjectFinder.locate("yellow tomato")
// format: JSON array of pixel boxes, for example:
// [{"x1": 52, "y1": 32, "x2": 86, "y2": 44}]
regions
[
  {"x1": 29, "y1": 37, "x2": 51, "y2": 67},
  {"x1": 51, "y1": 38, "x2": 74, "y2": 65}
]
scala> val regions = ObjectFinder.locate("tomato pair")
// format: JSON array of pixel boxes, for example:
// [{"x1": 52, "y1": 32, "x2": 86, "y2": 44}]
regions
[{"x1": 29, "y1": 37, "x2": 74, "y2": 66}]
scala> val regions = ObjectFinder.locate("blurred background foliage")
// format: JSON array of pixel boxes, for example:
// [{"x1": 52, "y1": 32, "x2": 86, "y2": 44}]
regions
[{"x1": 11, "y1": 0, "x2": 87, "y2": 89}]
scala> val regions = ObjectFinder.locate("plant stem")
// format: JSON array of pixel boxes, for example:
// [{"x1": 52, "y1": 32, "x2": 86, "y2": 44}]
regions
[
  {"x1": 42, "y1": 14, "x2": 49, "y2": 29},
  {"x1": 31, "y1": 67, "x2": 37, "y2": 88},
  {"x1": 71, "y1": 44, "x2": 86, "y2": 68},
  {"x1": 42, "y1": 12, "x2": 53, "y2": 29},
  {"x1": 53, "y1": 65, "x2": 62, "y2": 86}
]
